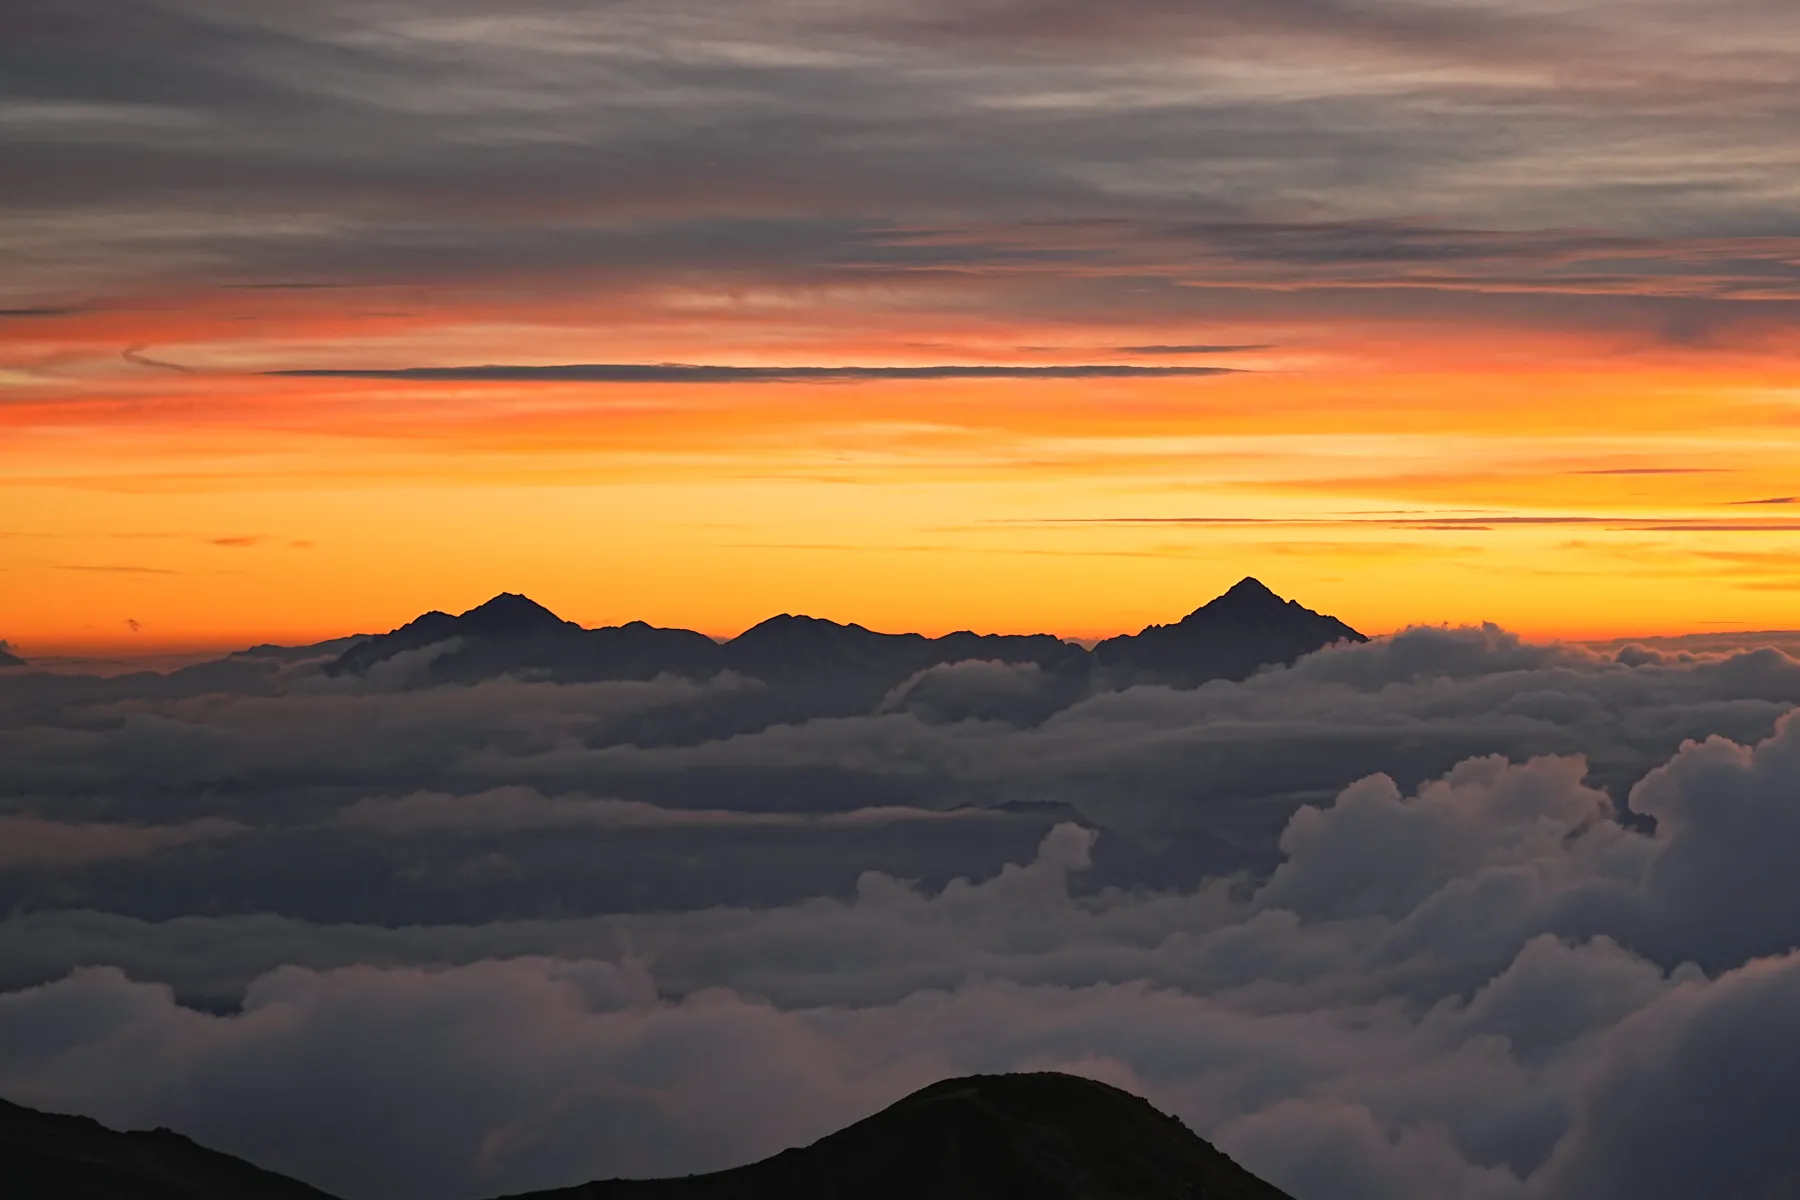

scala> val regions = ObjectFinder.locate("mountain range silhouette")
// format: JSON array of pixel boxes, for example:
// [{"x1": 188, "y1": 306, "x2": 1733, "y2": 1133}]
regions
[
  {"x1": 5, "y1": 1073, "x2": 1294, "y2": 1200},
  {"x1": 325, "y1": 577, "x2": 1364, "y2": 698}
]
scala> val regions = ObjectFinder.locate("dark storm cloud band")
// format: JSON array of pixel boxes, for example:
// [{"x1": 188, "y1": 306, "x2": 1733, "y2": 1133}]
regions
[{"x1": 270, "y1": 364, "x2": 1239, "y2": 382}]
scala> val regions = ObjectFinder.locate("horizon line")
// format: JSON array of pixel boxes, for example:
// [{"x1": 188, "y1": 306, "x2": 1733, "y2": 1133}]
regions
[{"x1": 12, "y1": 616, "x2": 1800, "y2": 668}]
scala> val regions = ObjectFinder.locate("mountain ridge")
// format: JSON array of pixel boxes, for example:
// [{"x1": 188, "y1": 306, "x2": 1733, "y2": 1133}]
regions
[
  {"x1": 324, "y1": 577, "x2": 1363, "y2": 695},
  {"x1": 4, "y1": 1073, "x2": 1295, "y2": 1200},
  {"x1": 0, "y1": 1095, "x2": 335, "y2": 1200},
  {"x1": 1094, "y1": 576, "x2": 1368, "y2": 685}
]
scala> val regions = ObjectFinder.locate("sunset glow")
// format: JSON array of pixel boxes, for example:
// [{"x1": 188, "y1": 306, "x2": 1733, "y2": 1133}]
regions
[
  {"x1": 7, "y1": 2, "x2": 1800, "y2": 650},
  {"x1": 18, "y1": 9, "x2": 1800, "y2": 1199}
]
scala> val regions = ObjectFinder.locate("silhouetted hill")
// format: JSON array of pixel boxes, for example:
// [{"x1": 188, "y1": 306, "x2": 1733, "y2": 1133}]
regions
[
  {"x1": 327, "y1": 595, "x2": 720, "y2": 684},
  {"x1": 323, "y1": 580, "x2": 1359, "y2": 701},
  {"x1": 5, "y1": 1075, "x2": 1293, "y2": 1200},
  {"x1": 508, "y1": 1073, "x2": 1293, "y2": 1200},
  {"x1": 718, "y1": 615, "x2": 1086, "y2": 709},
  {"x1": 327, "y1": 600, "x2": 1081, "y2": 698},
  {"x1": 1095, "y1": 577, "x2": 1365, "y2": 685},
  {"x1": 0, "y1": 642, "x2": 23, "y2": 668},
  {"x1": 0, "y1": 1097, "x2": 335, "y2": 1200},
  {"x1": 329, "y1": 593, "x2": 580, "y2": 676},
  {"x1": 723, "y1": 614, "x2": 931, "y2": 678}
]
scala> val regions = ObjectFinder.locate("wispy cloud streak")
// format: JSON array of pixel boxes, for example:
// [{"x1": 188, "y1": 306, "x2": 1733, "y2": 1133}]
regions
[{"x1": 271, "y1": 363, "x2": 1240, "y2": 382}]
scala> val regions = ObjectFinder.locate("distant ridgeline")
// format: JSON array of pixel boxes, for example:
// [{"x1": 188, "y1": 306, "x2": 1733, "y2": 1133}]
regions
[
  {"x1": 4, "y1": 1073, "x2": 1295, "y2": 1200},
  {"x1": 324, "y1": 578, "x2": 1365, "y2": 704}
]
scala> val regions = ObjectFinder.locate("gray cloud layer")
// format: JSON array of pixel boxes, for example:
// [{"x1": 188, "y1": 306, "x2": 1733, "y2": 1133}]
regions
[
  {"x1": 9, "y1": 717, "x2": 1800, "y2": 1199},
  {"x1": 9, "y1": 0, "x2": 1800, "y2": 349},
  {"x1": 10, "y1": 5, "x2": 1800, "y2": 1189},
  {"x1": 6, "y1": 624, "x2": 1800, "y2": 1196}
]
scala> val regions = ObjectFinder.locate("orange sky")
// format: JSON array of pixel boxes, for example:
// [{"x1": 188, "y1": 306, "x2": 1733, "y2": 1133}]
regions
[
  {"x1": 10, "y1": 4, "x2": 1800, "y2": 654},
  {"x1": 6, "y1": 286, "x2": 1800, "y2": 653}
]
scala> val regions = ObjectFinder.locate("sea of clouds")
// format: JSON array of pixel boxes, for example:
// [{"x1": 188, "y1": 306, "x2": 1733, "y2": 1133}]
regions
[{"x1": 5, "y1": 625, "x2": 1800, "y2": 1198}]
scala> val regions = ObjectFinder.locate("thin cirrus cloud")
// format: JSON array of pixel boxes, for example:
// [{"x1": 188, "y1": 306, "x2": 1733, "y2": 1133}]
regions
[
  {"x1": 6, "y1": 0, "x2": 1800, "y2": 639},
  {"x1": 8, "y1": 9, "x2": 1800, "y2": 1200},
  {"x1": 1574, "y1": 468, "x2": 1724, "y2": 476},
  {"x1": 1112, "y1": 344, "x2": 1272, "y2": 355},
  {"x1": 268, "y1": 363, "x2": 1242, "y2": 383},
  {"x1": 1017, "y1": 515, "x2": 1800, "y2": 533}
]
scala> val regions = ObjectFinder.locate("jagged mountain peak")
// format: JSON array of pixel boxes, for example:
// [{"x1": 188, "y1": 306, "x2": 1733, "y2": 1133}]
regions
[
  {"x1": 1094, "y1": 577, "x2": 1365, "y2": 683},
  {"x1": 1222, "y1": 575, "x2": 1282, "y2": 601},
  {"x1": 454, "y1": 593, "x2": 573, "y2": 634},
  {"x1": 1187, "y1": 576, "x2": 1288, "y2": 617},
  {"x1": 324, "y1": 582, "x2": 1360, "y2": 692}
]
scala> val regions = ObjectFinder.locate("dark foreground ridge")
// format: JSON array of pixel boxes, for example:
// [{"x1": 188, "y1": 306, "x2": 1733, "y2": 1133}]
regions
[
  {"x1": 4, "y1": 1074, "x2": 1295, "y2": 1200},
  {"x1": 0, "y1": 641, "x2": 23, "y2": 667},
  {"x1": 508, "y1": 1073, "x2": 1295, "y2": 1200},
  {"x1": 0, "y1": 1095, "x2": 335, "y2": 1200},
  {"x1": 323, "y1": 577, "x2": 1366, "y2": 699}
]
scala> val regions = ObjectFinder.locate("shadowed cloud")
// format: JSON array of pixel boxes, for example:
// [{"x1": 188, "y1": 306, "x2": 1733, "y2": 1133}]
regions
[{"x1": 6, "y1": 609, "x2": 1800, "y2": 1198}]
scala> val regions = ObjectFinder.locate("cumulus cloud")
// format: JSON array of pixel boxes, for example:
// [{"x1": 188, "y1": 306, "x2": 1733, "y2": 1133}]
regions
[
  {"x1": 2, "y1": 622, "x2": 1798, "y2": 915},
  {"x1": 6, "y1": 628, "x2": 1800, "y2": 1197},
  {"x1": 1534, "y1": 950, "x2": 1800, "y2": 1199}
]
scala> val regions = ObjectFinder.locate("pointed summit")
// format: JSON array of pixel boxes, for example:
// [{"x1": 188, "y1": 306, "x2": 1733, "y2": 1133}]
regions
[
  {"x1": 318, "y1": 583, "x2": 1356, "y2": 694},
  {"x1": 454, "y1": 593, "x2": 574, "y2": 637},
  {"x1": 327, "y1": 593, "x2": 577, "y2": 676},
  {"x1": 1227, "y1": 576, "x2": 1280, "y2": 598},
  {"x1": 1095, "y1": 577, "x2": 1365, "y2": 685},
  {"x1": 1191, "y1": 576, "x2": 1285, "y2": 616}
]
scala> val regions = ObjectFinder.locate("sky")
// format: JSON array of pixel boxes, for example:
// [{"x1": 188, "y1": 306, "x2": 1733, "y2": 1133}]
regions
[
  {"x1": 13, "y1": 10, "x2": 1800, "y2": 1196},
  {"x1": 8, "y1": 0, "x2": 1800, "y2": 650}
]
